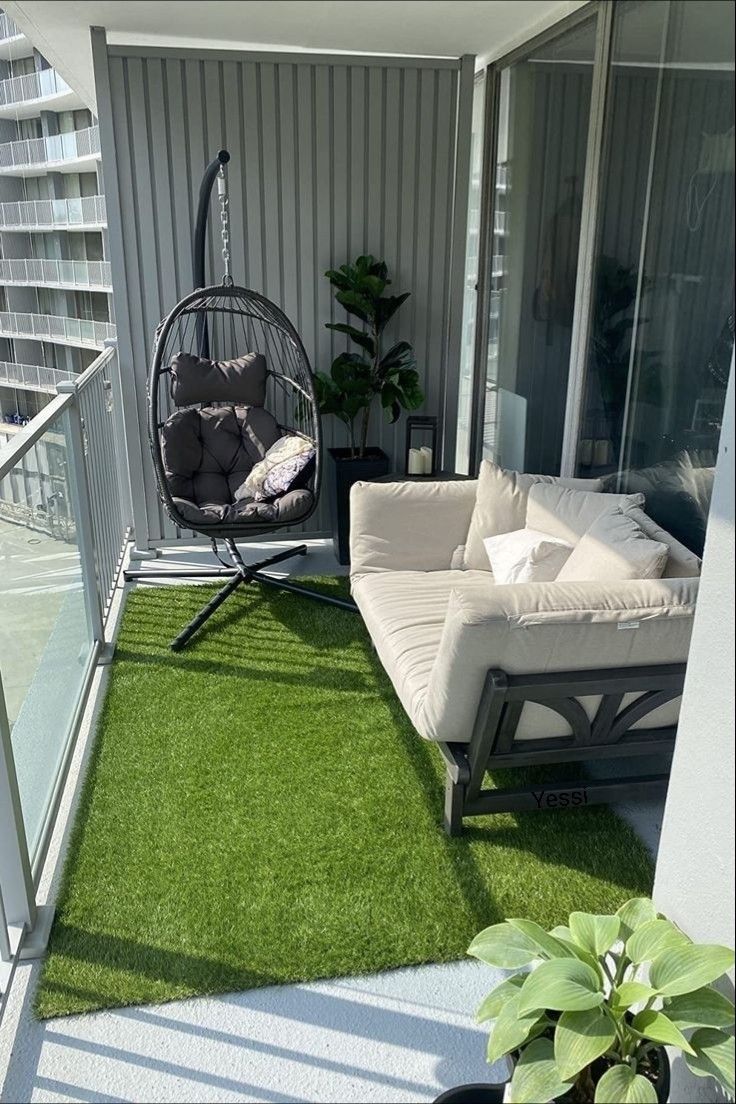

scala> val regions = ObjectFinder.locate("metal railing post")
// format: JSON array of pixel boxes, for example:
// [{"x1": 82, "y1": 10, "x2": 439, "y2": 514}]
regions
[{"x1": 56, "y1": 382, "x2": 106, "y2": 651}]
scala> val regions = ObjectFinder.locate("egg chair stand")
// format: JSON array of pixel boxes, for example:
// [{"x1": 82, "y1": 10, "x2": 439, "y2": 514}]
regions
[{"x1": 124, "y1": 149, "x2": 357, "y2": 649}]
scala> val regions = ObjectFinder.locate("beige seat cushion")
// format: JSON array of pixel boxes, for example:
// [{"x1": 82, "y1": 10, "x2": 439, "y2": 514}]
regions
[
  {"x1": 463, "y1": 461, "x2": 600, "y2": 570},
  {"x1": 353, "y1": 569, "x2": 697, "y2": 745},
  {"x1": 352, "y1": 569, "x2": 492, "y2": 732}
]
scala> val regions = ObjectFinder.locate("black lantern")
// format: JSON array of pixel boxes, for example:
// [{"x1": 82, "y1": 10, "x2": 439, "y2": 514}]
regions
[{"x1": 404, "y1": 415, "x2": 438, "y2": 476}]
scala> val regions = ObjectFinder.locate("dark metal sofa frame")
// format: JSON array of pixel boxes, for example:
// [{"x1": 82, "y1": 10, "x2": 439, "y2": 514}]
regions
[{"x1": 438, "y1": 663, "x2": 687, "y2": 835}]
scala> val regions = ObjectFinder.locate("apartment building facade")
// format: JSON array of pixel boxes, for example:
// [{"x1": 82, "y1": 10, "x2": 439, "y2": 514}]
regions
[{"x1": 0, "y1": 8, "x2": 114, "y2": 431}]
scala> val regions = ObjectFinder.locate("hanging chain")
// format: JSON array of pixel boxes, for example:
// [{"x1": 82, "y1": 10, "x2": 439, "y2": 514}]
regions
[{"x1": 217, "y1": 164, "x2": 233, "y2": 286}]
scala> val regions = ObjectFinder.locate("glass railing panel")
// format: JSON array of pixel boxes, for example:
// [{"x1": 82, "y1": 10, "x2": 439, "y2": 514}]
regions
[{"x1": 0, "y1": 411, "x2": 95, "y2": 857}]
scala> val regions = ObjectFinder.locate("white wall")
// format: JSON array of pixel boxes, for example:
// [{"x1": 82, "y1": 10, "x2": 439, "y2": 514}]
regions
[{"x1": 653, "y1": 359, "x2": 735, "y2": 1101}]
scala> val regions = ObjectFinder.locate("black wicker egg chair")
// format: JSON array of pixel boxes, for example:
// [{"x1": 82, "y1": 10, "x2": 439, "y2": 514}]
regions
[{"x1": 126, "y1": 150, "x2": 356, "y2": 651}]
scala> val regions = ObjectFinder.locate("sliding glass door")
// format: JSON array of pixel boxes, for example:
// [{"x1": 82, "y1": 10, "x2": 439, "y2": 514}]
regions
[
  {"x1": 470, "y1": 0, "x2": 734, "y2": 552},
  {"x1": 575, "y1": 0, "x2": 734, "y2": 552},
  {"x1": 479, "y1": 12, "x2": 598, "y2": 473}
]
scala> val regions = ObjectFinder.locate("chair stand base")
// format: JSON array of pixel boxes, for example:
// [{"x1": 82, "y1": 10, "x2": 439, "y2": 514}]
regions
[{"x1": 126, "y1": 541, "x2": 358, "y2": 651}]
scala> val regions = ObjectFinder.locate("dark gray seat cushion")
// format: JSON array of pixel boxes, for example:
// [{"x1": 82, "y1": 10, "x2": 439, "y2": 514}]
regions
[{"x1": 161, "y1": 403, "x2": 313, "y2": 527}]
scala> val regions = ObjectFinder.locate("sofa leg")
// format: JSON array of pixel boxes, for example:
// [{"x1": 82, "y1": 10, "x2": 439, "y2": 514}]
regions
[{"x1": 444, "y1": 775, "x2": 466, "y2": 837}]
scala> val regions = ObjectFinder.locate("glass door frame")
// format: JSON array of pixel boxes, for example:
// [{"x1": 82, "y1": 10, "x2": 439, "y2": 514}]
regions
[{"x1": 467, "y1": 0, "x2": 616, "y2": 475}]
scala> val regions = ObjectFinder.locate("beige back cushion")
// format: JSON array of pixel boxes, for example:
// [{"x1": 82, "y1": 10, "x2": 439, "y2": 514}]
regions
[
  {"x1": 556, "y1": 510, "x2": 669, "y2": 583},
  {"x1": 526, "y1": 483, "x2": 644, "y2": 544},
  {"x1": 628, "y1": 507, "x2": 701, "y2": 578},
  {"x1": 463, "y1": 461, "x2": 601, "y2": 570}
]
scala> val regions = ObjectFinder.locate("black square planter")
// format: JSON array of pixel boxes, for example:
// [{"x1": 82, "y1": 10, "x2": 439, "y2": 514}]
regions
[{"x1": 327, "y1": 446, "x2": 391, "y2": 565}]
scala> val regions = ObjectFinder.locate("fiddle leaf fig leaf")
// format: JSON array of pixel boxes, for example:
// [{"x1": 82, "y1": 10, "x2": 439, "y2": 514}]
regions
[
  {"x1": 626, "y1": 918, "x2": 690, "y2": 964},
  {"x1": 649, "y1": 944, "x2": 735, "y2": 997},
  {"x1": 684, "y1": 1028, "x2": 736, "y2": 1097},
  {"x1": 518, "y1": 958, "x2": 603, "y2": 1014},
  {"x1": 594, "y1": 1065, "x2": 658, "y2": 1103},
  {"x1": 569, "y1": 912, "x2": 621, "y2": 957},
  {"x1": 632, "y1": 1009, "x2": 697, "y2": 1055},
  {"x1": 468, "y1": 922, "x2": 539, "y2": 969},
  {"x1": 508, "y1": 1038, "x2": 573, "y2": 1104},
  {"x1": 665, "y1": 986, "x2": 736, "y2": 1030},
  {"x1": 335, "y1": 289, "x2": 373, "y2": 323},
  {"x1": 325, "y1": 322, "x2": 376, "y2": 356},
  {"x1": 554, "y1": 1006, "x2": 617, "y2": 1081}
]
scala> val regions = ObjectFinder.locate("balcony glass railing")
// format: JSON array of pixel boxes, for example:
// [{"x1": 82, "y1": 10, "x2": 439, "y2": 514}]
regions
[
  {"x1": 0, "y1": 345, "x2": 131, "y2": 1008},
  {"x1": 0, "y1": 360, "x2": 76, "y2": 392},
  {"x1": 0, "y1": 69, "x2": 71, "y2": 107},
  {"x1": 0, "y1": 312, "x2": 116, "y2": 349},
  {"x1": 0, "y1": 195, "x2": 107, "y2": 231},
  {"x1": 0, "y1": 13, "x2": 22, "y2": 41},
  {"x1": 0, "y1": 258, "x2": 112, "y2": 290},
  {"x1": 0, "y1": 126, "x2": 100, "y2": 171}
]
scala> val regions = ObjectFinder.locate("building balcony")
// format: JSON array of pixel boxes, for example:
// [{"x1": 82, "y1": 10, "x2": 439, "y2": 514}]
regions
[
  {"x1": 0, "y1": 67, "x2": 85, "y2": 118},
  {"x1": 0, "y1": 12, "x2": 33, "y2": 59},
  {"x1": 0, "y1": 310, "x2": 116, "y2": 348},
  {"x1": 0, "y1": 358, "x2": 75, "y2": 392},
  {"x1": 0, "y1": 256, "x2": 112, "y2": 291},
  {"x1": 0, "y1": 125, "x2": 100, "y2": 177},
  {"x1": 0, "y1": 194, "x2": 106, "y2": 231}
]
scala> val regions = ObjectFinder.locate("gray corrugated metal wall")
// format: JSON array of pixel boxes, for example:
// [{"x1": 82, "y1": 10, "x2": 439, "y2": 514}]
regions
[{"x1": 92, "y1": 34, "x2": 473, "y2": 545}]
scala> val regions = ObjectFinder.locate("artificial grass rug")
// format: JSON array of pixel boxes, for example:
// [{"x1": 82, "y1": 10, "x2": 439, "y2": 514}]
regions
[{"x1": 37, "y1": 577, "x2": 654, "y2": 1018}]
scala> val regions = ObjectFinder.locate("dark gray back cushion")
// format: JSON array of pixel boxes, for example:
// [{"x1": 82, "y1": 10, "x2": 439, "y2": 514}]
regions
[
  {"x1": 162, "y1": 405, "x2": 281, "y2": 509},
  {"x1": 170, "y1": 352, "x2": 267, "y2": 407}
]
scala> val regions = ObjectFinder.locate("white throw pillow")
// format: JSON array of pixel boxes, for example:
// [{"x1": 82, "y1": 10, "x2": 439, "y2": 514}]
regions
[
  {"x1": 526, "y1": 482, "x2": 645, "y2": 545},
  {"x1": 483, "y1": 528, "x2": 574, "y2": 584},
  {"x1": 556, "y1": 510, "x2": 669, "y2": 583},
  {"x1": 463, "y1": 460, "x2": 601, "y2": 570}
]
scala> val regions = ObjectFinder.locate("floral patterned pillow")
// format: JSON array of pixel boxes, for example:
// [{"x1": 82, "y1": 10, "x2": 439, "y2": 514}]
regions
[{"x1": 244, "y1": 435, "x2": 315, "y2": 501}]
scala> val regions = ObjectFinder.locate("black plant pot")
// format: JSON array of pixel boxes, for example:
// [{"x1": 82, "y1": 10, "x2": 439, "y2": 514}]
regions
[
  {"x1": 327, "y1": 446, "x2": 391, "y2": 565},
  {"x1": 434, "y1": 1084, "x2": 506, "y2": 1104}
]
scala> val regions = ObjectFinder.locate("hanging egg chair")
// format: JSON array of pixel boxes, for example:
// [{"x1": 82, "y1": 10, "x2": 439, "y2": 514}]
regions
[{"x1": 127, "y1": 150, "x2": 356, "y2": 651}]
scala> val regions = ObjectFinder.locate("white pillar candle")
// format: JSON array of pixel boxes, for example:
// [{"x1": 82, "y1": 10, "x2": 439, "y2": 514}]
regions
[
  {"x1": 420, "y1": 446, "x2": 433, "y2": 474},
  {"x1": 407, "y1": 447, "x2": 424, "y2": 474}
]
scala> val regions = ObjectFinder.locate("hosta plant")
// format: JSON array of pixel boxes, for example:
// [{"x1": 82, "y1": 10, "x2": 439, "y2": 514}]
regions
[{"x1": 469, "y1": 899, "x2": 734, "y2": 1103}]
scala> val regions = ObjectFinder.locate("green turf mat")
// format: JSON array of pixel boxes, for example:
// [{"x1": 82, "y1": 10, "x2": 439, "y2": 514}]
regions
[{"x1": 36, "y1": 577, "x2": 653, "y2": 1018}]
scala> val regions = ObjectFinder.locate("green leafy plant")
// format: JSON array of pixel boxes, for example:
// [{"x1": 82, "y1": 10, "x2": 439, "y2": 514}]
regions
[
  {"x1": 469, "y1": 899, "x2": 735, "y2": 1103},
  {"x1": 315, "y1": 255, "x2": 423, "y2": 456}
]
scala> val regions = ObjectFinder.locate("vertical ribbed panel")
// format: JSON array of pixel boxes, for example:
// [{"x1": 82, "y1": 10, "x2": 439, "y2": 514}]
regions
[{"x1": 104, "y1": 49, "x2": 465, "y2": 543}]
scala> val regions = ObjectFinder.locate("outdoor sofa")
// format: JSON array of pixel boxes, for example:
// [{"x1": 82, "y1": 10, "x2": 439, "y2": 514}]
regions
[{"x1": 349, "y1": 462, "x2": 701, "y2": 834}]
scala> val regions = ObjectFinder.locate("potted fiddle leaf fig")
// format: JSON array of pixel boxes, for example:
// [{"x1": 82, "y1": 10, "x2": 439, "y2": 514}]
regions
[
  {"x1": 316, "y1": 254, "x2": 423, "y2": 563},
  {"x1": 460, "y1": 898, "x2": 735, "y2": 1104}
]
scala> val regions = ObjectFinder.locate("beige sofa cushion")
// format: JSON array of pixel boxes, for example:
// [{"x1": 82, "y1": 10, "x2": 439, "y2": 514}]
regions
[
  {"x1": 352, "y1": 569, "x2": 492, "y2": 728},
  {"x1": 628, "y1": 507, "x2": 701, "y2": 578},
  {"x1": 526, "y1": 483, "x2": 644, "y2": 544},
  {"x1": 353, "y1": 570, "x2": 697, "y2": 745},
  {"x1": 463, "y1": 461, "x2": 600, "y2": 570},
  {"x1": 557, "y1": 511, "x2": 669, "y2": 583},
  {"x1": 350, "y1": 478, "x2": 477, "y2": 576}
]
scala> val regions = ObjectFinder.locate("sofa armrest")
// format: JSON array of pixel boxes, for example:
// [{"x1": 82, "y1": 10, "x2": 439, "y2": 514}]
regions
[
  {"x1": 420, "y1": 577, "x2": 698, "y2": 743},
  {"x1": 349, "y1": 478, "x2": 478, "y2": 576}
]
